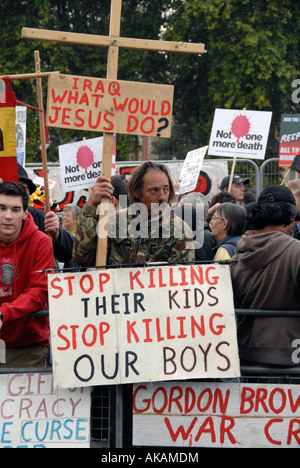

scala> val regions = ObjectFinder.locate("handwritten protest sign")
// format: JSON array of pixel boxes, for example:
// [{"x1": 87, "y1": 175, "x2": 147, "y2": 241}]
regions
[
  {"x1": 208, "y1": 109, "x2": 272, "y2": 160},
  {"x1": 58, "y1": 137, "x2": 103, "y2": 192},
  {"x1": 0, "y1": 373, "x2": 90, "y2": 448},
  {"x1": 133, "y1": 382, "x2": 300, "y2": 448},
  {"x1": 278, "y1": 114, "x2": 300, "y2": 168},
  {"x1": 48, "y1": 264, "x2": 240, "y2": 389},
  {"x1": 16, "y1": 106, "x2": 27, "y2": 166},
  {"x1": 176, "y1": 146, "x2": 208, "y2": 195},
  {"x1": 47, "y1": 74, "x2": 174, "y2": 138}
]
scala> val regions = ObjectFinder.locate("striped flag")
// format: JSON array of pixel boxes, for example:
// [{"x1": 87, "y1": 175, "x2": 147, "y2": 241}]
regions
[{"x1": 0, "y1": 77, "x2": 18, "y2": 182}]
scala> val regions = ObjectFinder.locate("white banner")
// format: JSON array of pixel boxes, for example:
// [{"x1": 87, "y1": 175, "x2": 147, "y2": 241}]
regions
[
  {"x1": 0, "y1": 373, "x2": 90, "y2": 448},
  {"x1": 48, "y1": 264, "x2": 240, "y2": 389},
  {"x1": 58, "y1": 136, "x2": 103, "y2": 192},
  {"x1": 208, "y1": 109, "x2": 272, "y2": 160},
  {"x1": 176, "y1": 146, "x2": 208, "y2": 195},
  {"x1": 133, "y1": 382, "x2": 300, "y2": 448},
  {"x1": 16, "y1": 106, "x2": 27, "y2": 167}
]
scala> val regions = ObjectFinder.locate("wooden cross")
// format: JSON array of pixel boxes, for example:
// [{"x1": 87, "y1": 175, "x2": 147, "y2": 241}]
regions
[{"x1": 22, "y1": 0, "x2": 205, "y2": 267}]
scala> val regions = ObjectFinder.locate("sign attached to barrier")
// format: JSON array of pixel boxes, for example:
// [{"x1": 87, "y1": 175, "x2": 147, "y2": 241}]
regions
[
  {"x1": 133, "y1": 382, "x2": 300, "y2": 448},
  {"x1": 48, "y1": 264, "x2": 240, "y2": 389},
  {"x1": 0, "y1": 373, "x2": 90, "y2": 448}
]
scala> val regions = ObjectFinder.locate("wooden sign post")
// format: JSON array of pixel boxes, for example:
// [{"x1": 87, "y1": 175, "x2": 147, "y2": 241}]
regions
[
  {"x1": 23, "y1": 0, "x2": 205, "y2": 267},
  {"x1": 34, "y1": 51, "x2": 52, "y2": 217}
]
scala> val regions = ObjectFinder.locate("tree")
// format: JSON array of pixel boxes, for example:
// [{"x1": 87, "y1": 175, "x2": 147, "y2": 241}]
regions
[
  {"x1": 161, "y1": 0, "x2": 300, "y2": 159},
  {"x1": 0, "y1": 0, "x2": 168, "y2": 162},
  {"x1": 1, "y1": 0, "x2": 300, "y2": 162}
]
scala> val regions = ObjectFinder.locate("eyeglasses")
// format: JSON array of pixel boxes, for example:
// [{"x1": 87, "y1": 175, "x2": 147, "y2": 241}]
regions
[{"x1": 211, "y1": 215, "x2": 226, "y2": 222}]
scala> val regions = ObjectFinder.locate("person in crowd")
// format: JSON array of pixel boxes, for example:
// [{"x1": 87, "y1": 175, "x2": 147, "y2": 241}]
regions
[
  {"x1": 17, "y1": 164, "x2": 74, "y2": 264},
  {"x1": 0, "y1": 182, "x2": 54, "y2": 368},
  {"x1": 62, "y1": 204, "x2": 81, "y2": 235},
  {"x1": 219, "y1": 174, "x2": 250, "y2": 204},
  {"x1": 73, "y1": 161, "x2": 195, "y2": 267},
  {"x1": 243, "y1": 190, "x2": 256, "y2": 206},
  {"x1": 231, "y1": 185, "x2": 300, "y2": 367},
  {"x1": 286, "y1": 179, "x2": 300, "y2": 240},
  {"x1": 207, "y1": 192, "x2": 237, "y2": 222},
  {"x1": 174, "y1": 192, "x2": 215, "y2": 261},
  {"x1": 110, "y1": 175, "x2": 129, "y2": 210},
  {"x1": 210, "y1": 202, "x2": 246, "y2": 261}
]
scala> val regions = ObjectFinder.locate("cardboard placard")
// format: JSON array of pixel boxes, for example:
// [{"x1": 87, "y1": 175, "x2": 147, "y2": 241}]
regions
[
  {"x1": 47, "y1": 74, "x2": 174, "y2": 138},
  {"x1": 133, "y1": 382, "x2": 300, "y2": 448},
  {"x1": 0, "y1": 373, "x2": 90, "y2": 448},
  {"x1": 176, "y1": 146, "x2": 208, "y2": 195},
  {"x1": 48, "y1": 264, "x2": 240, "y2": 389},
  {"x1": 58, "y1": 137, "x2": 103, "y2": 192},
  {"x1": 278, "y1": 114, "x2": 300, "y2": 168},
  {"x1": 208, "y1": 109, "x2": 272, "y2": 160}
]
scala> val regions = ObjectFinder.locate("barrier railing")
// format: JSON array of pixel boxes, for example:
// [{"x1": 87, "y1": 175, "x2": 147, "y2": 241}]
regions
[{"x1": 0, "y1": 308, "x2": 299, "y2": 448}]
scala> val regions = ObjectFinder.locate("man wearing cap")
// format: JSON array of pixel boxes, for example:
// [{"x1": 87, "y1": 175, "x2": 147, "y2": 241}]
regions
[
  {"x1": 220, "y1": 175, "x2": 250, "y2": 204},
  {"x1": 231, "y1": 185, "x2": 300, "y2": 367},
  {"x1": 17, "y1": 164, "x2": 74, "y2": 264}
]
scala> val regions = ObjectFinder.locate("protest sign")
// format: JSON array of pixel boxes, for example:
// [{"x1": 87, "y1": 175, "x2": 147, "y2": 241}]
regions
[
  {"x1": 58, "y1": 137, "x2": 103, "y2": 192},
  {"x1": 208, "y1": 109, "x2": 272, "y2": 160},
  {"x1": 278, "y1": 114, "x2": 300, "y2": 168},
  {"x1": 0, "y1": 373, "x2": 90, "y2": 448},
  {"x1": 176, "y1": 146, "x2": 208, "y2": 195},
  {"x1": 48, "y1": 264, "x2": 240, "y2": 389},
  {"x1": 15, "y1": 106, "x2": 27, "y2": 166},
  {"x1": 47, "y1": 74, "x2": 174, "y2": 138},
  {"x1": 133, "y1": 382, "x2": 300, "y2": 448},
  {"x1": 33, "y1": 175, "x2": 56, "y2": 191}
]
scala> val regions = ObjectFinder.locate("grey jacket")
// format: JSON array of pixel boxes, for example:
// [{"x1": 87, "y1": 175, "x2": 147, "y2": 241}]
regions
[{"x1": 231, "y1": 230, "x2": 300, "y2": 366}]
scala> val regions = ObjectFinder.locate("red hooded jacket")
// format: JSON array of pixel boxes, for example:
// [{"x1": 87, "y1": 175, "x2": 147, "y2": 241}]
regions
[{"x1": 0, "y1": 213, "x2": 54, "y2": 348}]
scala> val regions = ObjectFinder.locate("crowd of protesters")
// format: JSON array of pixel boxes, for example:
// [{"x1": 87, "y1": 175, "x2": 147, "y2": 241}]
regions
[{"x1": 0, "y1": 161, "x2": 300, "y2": 371}]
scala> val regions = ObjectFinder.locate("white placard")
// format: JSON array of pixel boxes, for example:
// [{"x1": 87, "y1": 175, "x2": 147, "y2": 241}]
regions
[
  {"x1": 48, "y1": 264, "x2": 240, "y2": 389},
  {"x1": 16, "y1": 106, "x2": 27, "y2": 167},
  {"x1": 176, "y1": 146, "x2": 208, "y2": 195},
  {"x1": 58, "y1": 137, "x2": 103, "y2": 192},
  {"x1": 133, "y1": 382, "x2": 300, "y2": 448},
  {"x1": 208, "y1": 109, "x2": 272, "y2": 160},
  {"x1": 0, "y1": 373, "x2": 90, "y2": 448}
]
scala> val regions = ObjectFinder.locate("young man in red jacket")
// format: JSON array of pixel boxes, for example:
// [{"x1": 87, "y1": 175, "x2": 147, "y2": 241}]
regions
[{"x1": 0, "y1": 182, "x2": 54, "y2": 368}]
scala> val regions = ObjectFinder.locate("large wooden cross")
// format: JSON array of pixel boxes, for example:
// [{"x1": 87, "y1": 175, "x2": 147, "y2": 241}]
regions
[{"x1": 22, "y1": 0, "x2": 205, "y2": 267}]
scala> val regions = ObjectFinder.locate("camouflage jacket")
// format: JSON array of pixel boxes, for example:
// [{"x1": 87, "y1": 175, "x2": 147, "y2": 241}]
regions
[{"x1": 73, "y1": 204, "x2": 195, "y2": 267}]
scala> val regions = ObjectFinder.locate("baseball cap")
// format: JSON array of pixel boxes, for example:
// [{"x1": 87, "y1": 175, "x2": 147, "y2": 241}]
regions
[
  {"x1": 17, "y1": 163, "x2": 37, "y2": 195},
  {"x1": 257, "y1": 185, "x2": 300, "y2": 221},
  {"x1": 220, "y1": 175, "x2": 250, "y2": 190},
  {"x1": 258, "y1": 185, "x2": 297, "y2": 206}
]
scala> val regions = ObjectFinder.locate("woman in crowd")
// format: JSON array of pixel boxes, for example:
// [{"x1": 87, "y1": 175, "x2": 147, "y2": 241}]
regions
[{"x1": 210, "y1": 202, "x2": 246, "y2": 261}]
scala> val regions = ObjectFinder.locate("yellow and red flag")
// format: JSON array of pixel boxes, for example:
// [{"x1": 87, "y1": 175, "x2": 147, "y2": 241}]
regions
[{"x1": 0, "y1": 77, "x2": 18, "y2": 182}]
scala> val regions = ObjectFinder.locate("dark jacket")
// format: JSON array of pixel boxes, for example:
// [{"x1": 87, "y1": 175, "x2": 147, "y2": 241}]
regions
[
  {"x1": 231, "y1": 230, "x2": 300, "y2": 366},
  {"x1": 213, "y1": 235, "x2": 241, "y2": 258},
  {"x1": 29, "y1": 206, "x2": 74, "y2": 263}
]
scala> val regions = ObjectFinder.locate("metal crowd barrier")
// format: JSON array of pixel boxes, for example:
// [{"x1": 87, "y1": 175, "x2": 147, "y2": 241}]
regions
[{"x1": 0, "y1": 308, "x2": 299, "y2": 448}]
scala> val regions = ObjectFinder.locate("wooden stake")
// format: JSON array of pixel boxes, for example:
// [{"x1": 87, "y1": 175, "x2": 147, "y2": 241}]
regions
[
  {"x1": 22, "y1": 0, "x2": 206, "y2": 268},
  {"x1": 22, "y1": 28, "x2": 205, "y2": 55},
  {"x1": 228, "y1": 108, "x2": 247, "y2": 194},
  {"x1": 95, "y1": 0, "x2": 122, "y2": 268},
  {"x1": 228, "y1": 157, "x2": 237, "y2": 193},
  {"x1": 0, "y1": 72, "x2": 59, "y2": 81},
  {"x1": 281, "y1": 168, "x2": 291, "y2": 185},
  {"x1": 34, "y1": 51, "x2": 52, "y2": 220}
]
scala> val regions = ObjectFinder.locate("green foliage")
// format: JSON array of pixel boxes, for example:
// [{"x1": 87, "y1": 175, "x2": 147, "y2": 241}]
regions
[{"x1": 161, "y1": 0, "x2": 300, "y2": 158}]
